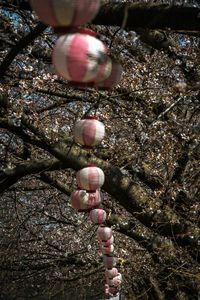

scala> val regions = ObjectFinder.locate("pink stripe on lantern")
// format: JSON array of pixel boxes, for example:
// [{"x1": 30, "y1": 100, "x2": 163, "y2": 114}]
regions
[
  {"x1": 30, "y1": 0, "x2": 58, "y2": 26},
  {"x1": 71, "y1": 190, "x2": 88, "y2": 210},
  {"x1": 71, "y1": 190, "x2": 80, "y2": 210},
  {"x1": 98, "y1": 210, "x2": 101, "y2": 224},
  {"x1": 94, "y1": 209, "x2": 106, "y2": 224},
  {"x1": 88, "y1": 192, "x2": 94, "y2": 208},
  {"x1": 67, "y1": 34, "x2": 89, "y2": 82},
  {"x1": 73, "y1": 190, "x2": 80, "y2": 209},
  {"x1": 73, "y1": 0, "x2": 100, "y2": 26},
  {"x1": 88, "y1": 191, "x2": 100, "y2": 208},
  {"x1": 88, "y1": 167, "x2": 99, "y2": 191},
  {"x1": 101, "y1": 235, "x2": 114, "y2": 246},
  {"x1": 82, "y1": 120, "x2": 96, "y2": 146}
]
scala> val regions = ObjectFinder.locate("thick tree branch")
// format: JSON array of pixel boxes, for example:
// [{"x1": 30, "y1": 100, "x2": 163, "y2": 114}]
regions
[
  {"x1": 2, "y1": 2, "x2": 200, "y2": 32},
  {"x1": 0, "y1": 22, "x2": 47, "y2": 78}
]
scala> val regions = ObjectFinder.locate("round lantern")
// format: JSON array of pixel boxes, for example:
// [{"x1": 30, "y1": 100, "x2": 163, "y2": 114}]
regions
[
  {"x1": 104, "y1": 284, "x2": 110, "y2": 299},
  {"x1": 103, "y1": 255, "x2": 116, "y2": 269},
  {"x1": 76, "y1": 166, "x2": 105, "y2": 191},
  {"x1": 74, "y1": 117, "x2": 105, "y2": 147},
  {"x1": 109, "y1": 286, "x2": 120, "y2": 297},
  {"x1": 101, "y1": 244, "x2": 114, "y2": 255},
  {"x1": 30, "y1": 0, "x2": 100, "y2": 27},
  {"x1": 71, "y1": 189, "x2": 101, "y2": 211},
  {"x1": 90, "y1": 209, "x2": 106, "y2": 224},
  {"x1": 100, "y1": 235, "x2": 114, "y2": 247},
  {"x1": 97, "y1": 226, "x2": 112, "y2": 241},
  {"x1": 105, "y1": 268, "x2": 118, "y2": 279},
  {"x1": 53, "y1": 33, "x2": 112, "y2": 83},
  {"x1": 113, "y1": 273, "x2": 122, "y2": 287}
]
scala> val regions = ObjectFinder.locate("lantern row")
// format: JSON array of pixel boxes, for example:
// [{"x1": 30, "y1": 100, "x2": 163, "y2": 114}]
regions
[
  {"x1": 30, "y1": 0, "x2": 122, "y2": 89},
  {"x1": 29, "y1": 1, "x2": 123, "y2": 298},
  {"x1": 71, "y1": 117, "x2": 122, "y2": 298}
]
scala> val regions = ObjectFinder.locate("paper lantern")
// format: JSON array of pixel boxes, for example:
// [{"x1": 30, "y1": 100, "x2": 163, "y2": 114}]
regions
[
  {"x1": 109, "y1": 286, "x2": 120, "y2": 297},
  {"x1": 53, "y1": 33, "x2": 112, "y2": 83},
  {"x1": 113, "y1": 273, "x2": 122, "y2": 287},
  {"x1": 30, "y1": 0, "x2": 100, "y2": 27},
  {"x1": 107, "y1": 273, "x2": 122, "y2": 288},
  {"x1": 105, "y1": 268, "x2": 118, "y2": 279},
  {"x1": 74, "y1": 117, "x2": 105, "y2": 147},
  {"x1": 101, "y1": 244, "x2": 114, "y2": 255},
  {"x1": 90, "y1": 209, "x2": 106, "y2": 224},
  {"x1": 76, "y1": 166, "x2": 105, "y2": 191},
  {"x1": 71, "y1": 189, "x2": 101, "y2": 211},
  {"x1": 103, "y1": 255, "x2": 116, "y2": 269},
  {"x1": 100, "y1": 235, "x2": 114, "y2": 247},
  {"x1": 97, "y1": 226, "x2": 112, "y2": 241},
  {"x1": 104, "y1": 285, "x2": 110, "y2": 299}
]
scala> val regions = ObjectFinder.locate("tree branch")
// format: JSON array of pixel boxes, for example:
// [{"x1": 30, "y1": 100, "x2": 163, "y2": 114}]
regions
[
  {"x1": 0, "y1": 22, "x2": 47, "y2": 78},
  {"x1": 2, "y1": 2, "x2": 200, "y2": 32}
]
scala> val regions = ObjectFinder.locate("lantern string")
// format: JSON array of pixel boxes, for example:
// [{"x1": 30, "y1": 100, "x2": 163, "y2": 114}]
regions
[{"x1": 29, "y1": 0, "x2": 123, "y2": 297}]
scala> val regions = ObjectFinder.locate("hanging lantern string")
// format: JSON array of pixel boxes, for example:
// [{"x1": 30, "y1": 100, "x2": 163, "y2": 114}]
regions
[{"x1": 82, "y1": 91, "x2": 102, "y2": 119}]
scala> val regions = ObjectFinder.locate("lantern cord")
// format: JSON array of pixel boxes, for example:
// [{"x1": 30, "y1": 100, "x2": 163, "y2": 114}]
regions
[
  {"x1": 65, "y1": 140, "x2": 75, "y2": 158},
  {"x1": 82, "y1": 97, "x2": 101, "y2": 119}
]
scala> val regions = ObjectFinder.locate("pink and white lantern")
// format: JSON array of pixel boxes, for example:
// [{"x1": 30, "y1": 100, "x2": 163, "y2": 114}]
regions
[
  {"x1": 113, "y1": 273, "x2": 122, "y2": 287},
  {"x1": 109, "y1": 286, "x2": 120, "y2": 297},
  {"x1": 76, "y1": 166, "x2": 105, "y2": 191},
  {"x1": 74, "y1": 117, "x2": 105, "y2": 147},
  {"x1": 105, "y1": 284, "x2": 110, "y2": 299},
  {"x1": 30, "y1": 0, "x2": 100, "y2": 27},
  {"x1": 97, "y1": 226, "x2": 112, "y2": 241},
  {"x1": 101, "y1": 244, "x2": 114, "y2": 255},
  {"x1": 105, "y1": 268, "x2": 118, "y2": 279},
  {"x1": 107, "y1": 273, "x2": 122, "y2": 287},
  {"x1": 53, "y1": 33, "x2": 112, "y2": 83},
  {"x1": 89, "y1": 209, "x2": 106, "y2": 224},
  {"x1": 100, "y1": 235, "x2": 114, "y2": 247},
  {"x1": 71, "y1": 189, "x2": 101, "y2": 211},
  {"x1": 103, "y1": 255, "x2": 116, "y2": 269}
]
